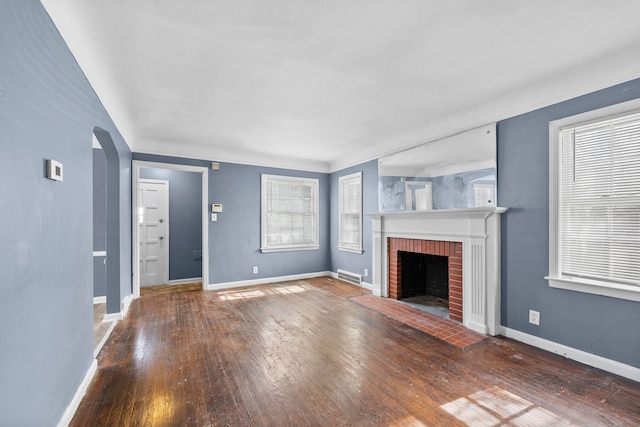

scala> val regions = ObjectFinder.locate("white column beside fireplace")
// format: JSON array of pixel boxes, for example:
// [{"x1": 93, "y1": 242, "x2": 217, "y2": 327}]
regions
[{"x1": 368, "y1": 207, "x2": 507, "y2": 336}]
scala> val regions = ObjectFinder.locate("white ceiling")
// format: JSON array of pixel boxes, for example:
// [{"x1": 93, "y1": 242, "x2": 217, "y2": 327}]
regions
[{"x1": 41, "y1": 0, "x2": 640, "y2": 172}]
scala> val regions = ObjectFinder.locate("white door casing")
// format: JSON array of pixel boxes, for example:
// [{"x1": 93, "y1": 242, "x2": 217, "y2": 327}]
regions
[{"x1": 139, "y1": 179, "x2": 169, "y2": 287}]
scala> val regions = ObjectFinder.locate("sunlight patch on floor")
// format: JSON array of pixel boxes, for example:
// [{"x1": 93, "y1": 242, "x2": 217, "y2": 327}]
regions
[
  {"x1": 441, "y1": 386, "x2": 576, "y2": 426},
  {"x1": 217, "y1": 284, "x2": 308, "y2": 300}
]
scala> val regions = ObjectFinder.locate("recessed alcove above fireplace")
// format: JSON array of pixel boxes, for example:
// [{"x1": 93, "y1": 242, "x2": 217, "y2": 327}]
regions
[{"x1": 368, "y1": 207, "x2": 507, "y2": 335}]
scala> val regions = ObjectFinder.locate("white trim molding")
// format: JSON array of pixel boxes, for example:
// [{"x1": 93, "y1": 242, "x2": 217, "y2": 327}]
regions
[
  {"x1": 102, "y1": 294, "x2": 133, "y2": 323},
  {"x1": 103, "y1": 311, "x2": 122, "y2": 322},
  {"x1": 207, "y1": 271, "x2": 330, "y2": 291},
  {"x1": 500, "y1": 327, "x2": 640, "y2": 383},
  {"x1": 56, "y1": 359, "x2": 98, "y2": 427},
  {"x1": 132, "y1": 160, "x2": 209, "y2": 299},
  {"x1": 548, "y1": 97, "x2": 640, "y2": 302},
  {"x1": 169, "y1": 277, "x2": 203, "y2": 285},
  {"x1": 94, "y1": 321, "x2": 117, "y2": 358},
  {"x1": 121, "y1": 294, "x2": 133, "y2": 317},
  {"x1": 92, "y1": 251, "x2": 106, "y2": 257},
  {"x1": 93, "y1": 296, "x2": 106, "y2": 304}
]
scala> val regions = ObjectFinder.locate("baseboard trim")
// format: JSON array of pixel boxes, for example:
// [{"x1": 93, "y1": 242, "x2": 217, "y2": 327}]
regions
[
  {"x1": 500, "y1": 326, "x2": 640, "y2": 383},
  {"x1": 121, "y1": 294, "x2": 133, "y2": 317},
  {"x1": 56, "y1": 358, "x2": 97, "y2": 427},
  {"x1": 103, "y1": 311, "x2": 122, "y2": 322},
  {"x1": 206, "y1": 271, "x2": 331, "y2": 291},
  {"x1": 93, "y1": 296, "x2": 106, "y2": 304},
  {"x1": 94, "y1": 320, "x2": 117, "y2": 357},
  {"x1": 168, "y1": 277, "x2": 203, "y2": 285}
]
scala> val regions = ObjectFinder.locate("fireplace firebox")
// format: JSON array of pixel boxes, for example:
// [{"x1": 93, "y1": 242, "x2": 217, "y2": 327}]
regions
[{"x1": 400, "y1": 252, "x2": 449, "y2": 300}]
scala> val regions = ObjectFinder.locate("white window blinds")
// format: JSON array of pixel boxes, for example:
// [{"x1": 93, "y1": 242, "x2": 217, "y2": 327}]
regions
[
  {"x1": 560, "y1": 112, "x2": 640, "y2": 286},
  {"x1": 339, "y1": 172, "x2": 362, "y2": 252},
  {"x1": 261, "y1": 175, "x2": 319, "y2": 252}
]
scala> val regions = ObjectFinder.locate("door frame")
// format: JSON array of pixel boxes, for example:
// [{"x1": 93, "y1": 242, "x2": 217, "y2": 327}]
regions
[
  {"x1": 132, "y1": 161, "x2": 209, "y2": 298},
  {"x1": 139, "y1": 178, "x2": 170, "y2": 287}
]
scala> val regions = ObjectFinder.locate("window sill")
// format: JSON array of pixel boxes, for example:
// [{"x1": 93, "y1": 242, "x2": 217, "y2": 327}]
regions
[
  {"x1": 338, "y1": 246, "x2": 363, "y2": 254},
  {"x1": 260, "y1": 245, "x2": 319, "y2": 254},
  {"x1": 546, "y1": 275, "x2": 640, "y2": 302}
]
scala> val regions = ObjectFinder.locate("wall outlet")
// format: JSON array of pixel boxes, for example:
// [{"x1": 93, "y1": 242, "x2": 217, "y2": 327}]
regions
[
  {"x1": 253, "y1": 266, "x2": 258, "y2": 274},
  {"x1": 364, "y1": 269, "x2": 368, "y2": 277},
  {"x1": 529, "y1": 309, "x2": 540, "y2": 326}
]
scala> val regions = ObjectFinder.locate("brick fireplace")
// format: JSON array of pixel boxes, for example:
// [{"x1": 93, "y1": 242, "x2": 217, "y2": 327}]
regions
[
  {"x1": 388, "y1": 238, "x2": 463, "y2": 322},
  {"x1": 369, "y1": 208, "x2": 507, "y2": 335}
]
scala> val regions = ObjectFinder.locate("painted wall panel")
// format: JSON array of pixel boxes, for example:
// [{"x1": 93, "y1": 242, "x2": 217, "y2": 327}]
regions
[
  {"x1": 329, "y1": 160, "x2": 378, "y2": 281},
  {"x1": 0, "y1": 1, "x2": 131, "y2": 424},
  {"x1": 498, "y1": 78, "x2": 640, "y2": 368},
  {"x1": 132, "y1": 153, "x2": 331, "y2": 285},
  {"x1": 140, "y1": 168, "x2": 203, "y2": 280}
]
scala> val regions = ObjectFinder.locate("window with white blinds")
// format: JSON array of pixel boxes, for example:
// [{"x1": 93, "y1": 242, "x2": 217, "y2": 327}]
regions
[
  {"x1": 548, "y1": 99, "x2": 640, "y2": 302},
  {"x1": 261, "y1": 174, "x2": 319, "y2": 253},
  {"x1": 339, "y1": 172, "x2": 362, "y2": 253}
]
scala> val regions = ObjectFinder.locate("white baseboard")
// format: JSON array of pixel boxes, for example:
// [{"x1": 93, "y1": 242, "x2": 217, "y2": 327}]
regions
[
  {"x1": 102, "y1": 311, "x2": 122, "y2": 322},
  {"x1": 101, "y1": 294, "x2": 134, "y2": 322},
  {"x1": 206, "y1": 271, "x2": 331, "y2": 291},
  {"x1": 94, "y1": 321, "x2": 117, "y2": 358},
  {"x1": 169, "y1": 277, "x2": 203, "y2": 285},
  {"x1": 500, "y1": 326, "x2": 640, "y2": 383},
  {"x1": 121, "y1": 294, "x2": 133, "y2": 317},
  {"x1": 56, "y1": 358, "x2": 97, "y2": 427},
  {"x1": 93, "y1": 296, "x2": 106, "y2": 304}
]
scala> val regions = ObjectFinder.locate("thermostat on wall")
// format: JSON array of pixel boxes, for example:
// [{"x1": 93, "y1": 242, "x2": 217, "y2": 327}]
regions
[
  {"x1": 212, "y1": 203, "x2": 223, "y2": 213},
  {"x1": 46, "y1": 159, "x2": 63, "y2": 182}
]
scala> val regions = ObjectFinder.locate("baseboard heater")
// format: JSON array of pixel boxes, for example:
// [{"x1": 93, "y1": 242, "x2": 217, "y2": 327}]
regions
[{"x1": 337, "y1": 269, "x2": 362, "y2": 286}]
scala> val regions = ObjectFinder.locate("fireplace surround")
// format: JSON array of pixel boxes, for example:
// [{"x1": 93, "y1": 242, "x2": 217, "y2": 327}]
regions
[{"x1": 369, "y1": 207, "x2": 507, "y2": 335}]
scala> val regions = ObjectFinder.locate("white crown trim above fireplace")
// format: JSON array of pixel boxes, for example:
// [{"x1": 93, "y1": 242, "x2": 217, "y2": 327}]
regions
[{"x1": 368, "y1": 207, "x2": 508, "y2": 336}]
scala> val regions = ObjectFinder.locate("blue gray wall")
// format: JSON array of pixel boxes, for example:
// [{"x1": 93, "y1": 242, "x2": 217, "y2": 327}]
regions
[
  {"x1": 93, "y1": 148, "x2": 107, "y2": 297},
  {"x1": 133, "y1": 153, "x2": 331, "y2": 284},
  {"x1": 498, "y1": 78, "x2": 640, "y2": 368},
  {"x1": 140, "y1": 167, "x2": 203, "y2": 280},
  {"x1": 329, "y1": 160, "x2": 378, "y2": 281},
  {"x1": 0, "y1": 1, "x2": 132, "y2": 425}
]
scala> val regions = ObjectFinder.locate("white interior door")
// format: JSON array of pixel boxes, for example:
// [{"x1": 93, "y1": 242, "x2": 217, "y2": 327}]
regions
[
  {"x1": 139, "y1": 180, "x2": 169, "y2": 287},
  {"x1": 405, "y1": 181, "x2": 433, "y2": 211}
]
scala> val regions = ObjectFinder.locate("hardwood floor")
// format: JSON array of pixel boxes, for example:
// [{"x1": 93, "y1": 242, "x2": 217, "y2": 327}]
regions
[{"x1": 72, "y1": 277, "x2": 640, "y2": 426}]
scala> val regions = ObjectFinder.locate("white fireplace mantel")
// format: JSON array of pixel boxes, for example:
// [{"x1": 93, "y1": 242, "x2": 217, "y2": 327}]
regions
[{"x1": 368, "y1": 207, "x2": 508, "y2": 336}]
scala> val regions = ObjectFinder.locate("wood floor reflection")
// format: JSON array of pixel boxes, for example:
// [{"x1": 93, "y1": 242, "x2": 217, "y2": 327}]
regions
[{"x1": 72, "y1": 277, "x2": 640, "y2": 426}]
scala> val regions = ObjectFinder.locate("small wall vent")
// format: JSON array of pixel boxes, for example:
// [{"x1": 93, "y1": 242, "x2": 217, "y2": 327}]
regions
[{"x1": 337, "y1": 269, "x2": 362, "y2": 286}]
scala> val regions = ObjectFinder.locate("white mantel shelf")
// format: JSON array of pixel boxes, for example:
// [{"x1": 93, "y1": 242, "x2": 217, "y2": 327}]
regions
[
  {"x1": 367, "y1": 207, "x2": 508, "y2": 336},
  {"x1": 367, "y1": 206, "x2": 508, "y2": 219}
]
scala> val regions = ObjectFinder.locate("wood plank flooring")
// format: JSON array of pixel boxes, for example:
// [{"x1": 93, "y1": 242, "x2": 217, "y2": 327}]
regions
[{"x1": 72, "y1": 277, "x2": 640, "y2": 426}]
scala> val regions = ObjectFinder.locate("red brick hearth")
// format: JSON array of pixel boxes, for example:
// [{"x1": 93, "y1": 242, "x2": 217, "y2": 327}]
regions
[{"x1": 388, "y1": 238, "x2": 463, "y2": 323}]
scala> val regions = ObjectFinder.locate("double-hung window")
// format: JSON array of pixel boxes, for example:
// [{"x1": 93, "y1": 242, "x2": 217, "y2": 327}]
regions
[
  {"x1": 547, "y1": 99, "x2": 640, "y2": 302},
  {"x1": 338, "y1": 172, "x2": 363, "y2": 253},
  {"x1": 261, "y1": 174, "x2": 319, "y2": 252}
]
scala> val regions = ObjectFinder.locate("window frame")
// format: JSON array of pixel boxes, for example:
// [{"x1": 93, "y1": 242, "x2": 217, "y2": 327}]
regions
[
  {"x1": 260, "y1": 174, "x2": 319, "y2": 253},
  {"x1": 338, "y1": 172, "x2": 363, "y2": 254},
  {"x1": 547, "y1": 98, "x2": 640, "y2": 302}
]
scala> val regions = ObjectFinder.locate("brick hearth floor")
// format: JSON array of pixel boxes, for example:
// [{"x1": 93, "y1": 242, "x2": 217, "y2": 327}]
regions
[{"x1": 350, "y1": 294, "x2": 486, "y2": 349}]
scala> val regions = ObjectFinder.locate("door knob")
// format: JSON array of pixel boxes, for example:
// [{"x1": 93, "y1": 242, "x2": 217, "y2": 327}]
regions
[{"x1": 159, "y1": 236, "x2": 164, "y2": 240}]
